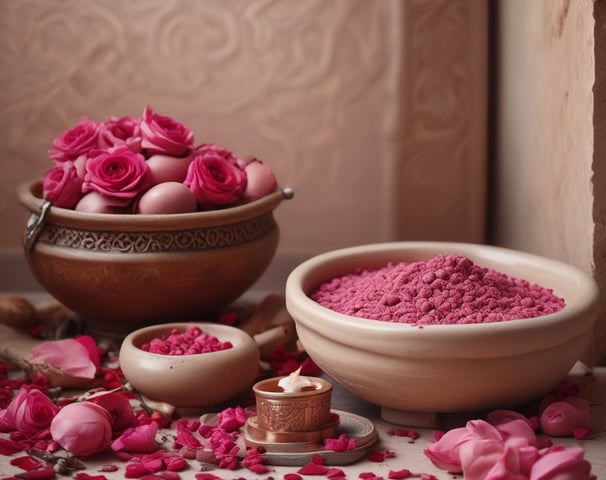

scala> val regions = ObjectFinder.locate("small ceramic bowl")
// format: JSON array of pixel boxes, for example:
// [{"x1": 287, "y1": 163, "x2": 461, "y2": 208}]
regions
[
  {"x1": 17, "y1": 180, "x2": 292, "y2": 336},
  {"x1": 118, "y1": 322, "x2": 260, "y2": 408},
  {"x1": 285, "y1": 242, "x2": 600, "y2": 422}
]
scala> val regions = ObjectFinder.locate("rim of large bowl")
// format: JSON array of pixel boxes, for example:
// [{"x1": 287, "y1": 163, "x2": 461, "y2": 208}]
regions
[
  {"x1": 285, "y1": 241, "x2": 600, "y2": 352},
  {"x1": 17, "y1": 179, "x2": 292, "y2": 231}
]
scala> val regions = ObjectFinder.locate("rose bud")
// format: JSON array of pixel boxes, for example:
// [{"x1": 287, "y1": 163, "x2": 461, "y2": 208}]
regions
[
  {"x1": 50, "y1": 401, "x2": 112, "y2": 456},
  {"x1": 539, "y1": 397, "x2": 591, "y2": 437}
]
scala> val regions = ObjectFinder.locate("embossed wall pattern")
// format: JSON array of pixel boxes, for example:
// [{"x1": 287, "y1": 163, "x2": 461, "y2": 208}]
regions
[{"x1": 0, "y1": 0, "x2": 487, "y2": 260}]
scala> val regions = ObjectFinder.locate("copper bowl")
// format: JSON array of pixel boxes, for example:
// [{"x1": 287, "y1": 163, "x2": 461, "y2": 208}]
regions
[{"x1": 17, "y1": 180, "x2": 292, "y2": 335}]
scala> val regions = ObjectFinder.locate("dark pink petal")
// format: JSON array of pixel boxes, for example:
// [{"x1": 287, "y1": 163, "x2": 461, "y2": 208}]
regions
[
  {"x1": 324, "y1": 433, "x2": 357, "y2": 451},
  {"x1": 156, "y1": 472, "x2": 181, "y2": 480},
  {"x1": 327, "y1": 467, "x2": 346, "y2": 477},
  {"x1": 246, "y1": 463, "x2": 271, "y2": 474},
  {"x1": 141, "y1": 452, "x2": 164, "y2": 473},
  {"x1": 112, "y1": 422, "x2": 158, "y2": 453},
  {"x1": 216, "y1": 407, "x2": 247, "y2": 432},
  {"x1": 98, "y1": 465, "x2": 119, "y2": 472},
  {"x1": 297, "y1": 463, "x2": 329, "y2": 475},
  {"x1": 0, "y1": 438, "x2": 23, "y2": 454},
  {"x1": 311, "y1": 455, "x2": 325, "y2": 465},
  {"x1": 194, "y1": 474, "x2": 228, "y2": 480},
  {"x1": 573, "y1": 428, "x2": 590, "y2": 440},
  {"x1": 74, "y1": 335, "x2": 101, "y2": 371},
  {"x1": 367, "y1": 450, "x2": 385, "y2": 462},
  {"x1": 388, "y1": 469, "x2": 413, "y2": 479},
  {"x1": 10, "y1": 456, "x2": 43, "y2": 471},
  {"x1": 174, "y1": 420, "x2": 202, "y2": 448},
  {"x1": 124, "y1": 463, "x2": 149, "y2": 478},
  {"x1": 74, "y1": 474, "x2": 108, "y2": 480},
  {"x1": 12, "y1": 463, "x2": 56, "y2": 480},
  {"x1": 284, "y1": 474, "x2": 303, "y2": 480},
  {"x1": 164, "y1": 455, "x2": 188, "y2": 472}
]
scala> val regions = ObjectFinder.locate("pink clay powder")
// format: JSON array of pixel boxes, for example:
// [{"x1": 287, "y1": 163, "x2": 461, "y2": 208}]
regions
[
  {"x1": 311, "y1": 255, "x2": 565, "y2": 325},
  {"x1": 140, "y1": 326, "x2": 233, "y2": 355}
]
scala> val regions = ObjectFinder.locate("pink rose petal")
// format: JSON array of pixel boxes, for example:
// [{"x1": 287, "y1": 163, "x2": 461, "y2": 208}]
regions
[{"x1": 30, "y1": 338, "x2": 97, "y2": 379}]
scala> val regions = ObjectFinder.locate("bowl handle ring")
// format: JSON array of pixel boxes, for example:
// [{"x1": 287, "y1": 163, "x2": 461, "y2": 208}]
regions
[{"x1": 25, "y1": 199, "x2": 52, "y2": 256}]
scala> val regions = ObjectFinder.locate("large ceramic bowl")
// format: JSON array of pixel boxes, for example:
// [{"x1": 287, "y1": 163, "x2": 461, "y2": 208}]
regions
[
  {"x1": 17, "y1": 180, "x2": 292, "y2": 335},
  {"x1": 119, "y1": 322, "x2": 260, "y2": 408},
  {"x1": 285, "y1": 242, "x2": 600, "y2": 421}
]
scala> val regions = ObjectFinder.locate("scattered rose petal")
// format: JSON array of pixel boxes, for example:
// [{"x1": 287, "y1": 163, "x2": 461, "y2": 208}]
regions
[
  {"x1": 98, "y1": 465, "x2": 119, "y2": 472},
  {"x1": 74, "y1": 474, "x2": 108, "y2": 480},
  {"x1": 216, "y1": 406, "x2": 247, "y2": 432},
  {"x1": 359, "y1": 473, "x2": 383, "y2": 479},
  {"x1": 298, "y1": 462, "x2": 329, "y2": 475},
  {"x1": 388, "y1": 469, "x2": 413, "y2": 479},
  {"x1": 573, "y1": 428, "x2": 590, "y2": 440},
  {"x1": 284, "y1": 474, "x2": 303, "y2": 480},
  {"x1": 125, "y1": 462, "x2": 149, "y2": 478},
  {"x1": 367, "y1": 450, "x2": 385, "y2": 462},
  {"x1": 0, "y1": 438, "x2": 23, "y2": 454},
  {"x1": 174, "y1": 419, "x2": 202, "y2": 449},
  {"x1": 164, "y1": 455, "x2": 188, "y2": 472},
  {"x1": 10, "y1": 455, "x2": 43, "y2": 471},
  {"x1": 246, "y1": 463, "x2": 271, "y2": 474},
  {"x1": 29, "y1": 338, "x2": 98, "y2": 380},
  {"x1": 324, "y1": 433, "x2": 357, "y2": 451},
  {"x1": 140, "y1": 451, "x2": 165, "y2": 473},
  {"x1": 112, "y1": 422, "x2": 159, "y2": 453},
  {"x1": 327, "y1": 467, "x2": 346, "y2": 477},
  {"x1": 194, "y1": 474, "x2": 228, "y2": 480}
]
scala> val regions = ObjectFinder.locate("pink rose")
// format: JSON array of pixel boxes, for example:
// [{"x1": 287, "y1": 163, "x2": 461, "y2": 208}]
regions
[
  {"x1": 539, "y1": 397, "x2": 591, "y2": 437},
  {"x1": 530, "y1": 446, "x2": 592, "y2": 480},
  {"x1": 50, "y1": 401, "x2": 112, "y2": 456},
  {"x1": 99, "y1": 115, "x2": 142, "y2": 153},
  {"x1": 49, "y1": 117, "x2": 101, "y2": 162},
  {"x1": 88, "y1": 392, "x2": 135, "y2": 433},
  {"x1": 82, "y1": 146, "x2": 152, "y2": 206},
  {"x1": 184, "y1": 151, "x2": 247, "y2": 209},
  {"x1": 42, "y1": 161, "x2": 84, "y2": 208},
  {"x1": 0, "y1": 388, "x2": 58, "y2": 437},
  {"x1": 111, "y1": 421, "x2": 159, "y2": 453},
  {"x1": 198, "y1": 143, "x2": 240, "y2": 165},
  {"x1": 424, "y1": 420, "x2": 503, "y2": 473},
  {"x1": 140, "y1": 106, "x2": 194, "y2": 157}
]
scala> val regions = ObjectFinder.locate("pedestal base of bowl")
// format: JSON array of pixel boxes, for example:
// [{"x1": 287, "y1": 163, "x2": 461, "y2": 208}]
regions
[{"x1": 381, "y1": 407, "x2": 484, "y2": 429}]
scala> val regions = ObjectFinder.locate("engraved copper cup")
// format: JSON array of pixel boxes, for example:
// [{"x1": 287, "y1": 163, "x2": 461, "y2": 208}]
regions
[{"x1": 252, "y1": 376, "x2": 333, "y2": 433}]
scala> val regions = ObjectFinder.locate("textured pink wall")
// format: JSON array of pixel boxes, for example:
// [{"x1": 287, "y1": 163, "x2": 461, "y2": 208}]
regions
[{"x1": 0, "y1": 0, "x2": 487, "y2": 290}]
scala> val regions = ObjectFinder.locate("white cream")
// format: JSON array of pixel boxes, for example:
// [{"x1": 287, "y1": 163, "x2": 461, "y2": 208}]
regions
[{"x1": 278, "y1": 367, "x2": 314, "y2": 393}]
